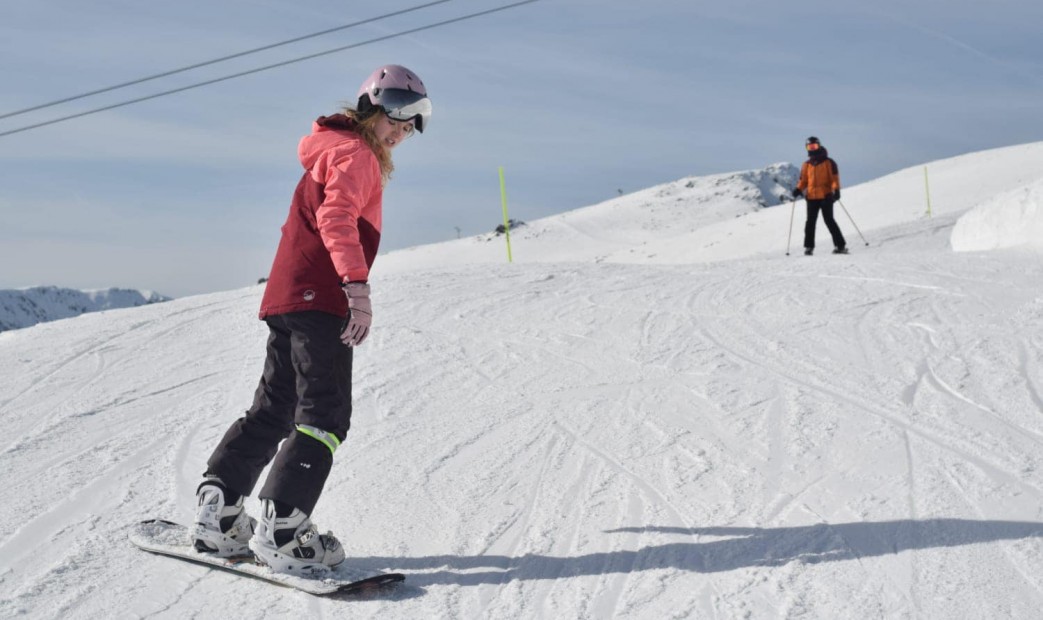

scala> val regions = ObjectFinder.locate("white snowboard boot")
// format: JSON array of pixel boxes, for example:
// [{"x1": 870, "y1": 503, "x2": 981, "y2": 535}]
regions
[
  {"x1": 249, "y1": 499, "x2": 345, "y2": 575},
  {"x1": 193, "y1": 477, "x2": 256, "y2": 557}
]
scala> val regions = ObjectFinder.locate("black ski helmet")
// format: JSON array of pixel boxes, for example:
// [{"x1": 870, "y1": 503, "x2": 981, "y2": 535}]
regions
[{"x1": 806, "y1": 136, "x2": 821, "y2": 148}]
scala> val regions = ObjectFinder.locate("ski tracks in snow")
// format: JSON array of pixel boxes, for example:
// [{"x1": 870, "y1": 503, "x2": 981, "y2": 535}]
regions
[
  {"x1": 3, "y1": 246, "x2": 1043, "y2": 618},
  {"x1": 334, "y1": 255, "x2": 1043, "y2": 618},
  {"x1": 675, "y1": 252, "x2": 1043, "y2": 616},
  {"x1": 0, "y1": 289, "x2": 267, "y2": 618}
]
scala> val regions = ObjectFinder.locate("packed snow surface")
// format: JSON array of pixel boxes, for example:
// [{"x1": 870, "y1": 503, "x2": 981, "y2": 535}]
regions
[{"x1": 2, "y1": 143, "x2": 1043, "y2": 619}]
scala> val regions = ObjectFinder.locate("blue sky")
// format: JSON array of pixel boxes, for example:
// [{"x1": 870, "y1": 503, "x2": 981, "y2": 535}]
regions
[{"x1": 2, "y1": 0, "x2": 1041, "y2": 297}]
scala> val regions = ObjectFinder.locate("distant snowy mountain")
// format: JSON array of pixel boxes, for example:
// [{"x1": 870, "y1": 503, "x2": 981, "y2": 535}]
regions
[{"x1": 0, "y1": 286, "x2": 171, "y2": 332}]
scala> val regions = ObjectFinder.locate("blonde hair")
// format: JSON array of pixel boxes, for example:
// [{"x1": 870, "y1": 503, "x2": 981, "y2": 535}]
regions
[{"x1": 342, "y1": 107, "x2": 393, "y2": 183}]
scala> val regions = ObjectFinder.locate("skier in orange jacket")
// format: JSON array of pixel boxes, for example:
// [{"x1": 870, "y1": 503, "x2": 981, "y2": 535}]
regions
[{"x1": 793, "y1": 136, "x2": 847, "y2": 255}]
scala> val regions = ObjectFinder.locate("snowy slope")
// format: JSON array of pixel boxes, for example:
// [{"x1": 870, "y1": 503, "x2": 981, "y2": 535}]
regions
[
  {"x1": 2, "y1": 143, "x2": 1043, "y2": 619},
  {"x1": 0, "y1": 286, "x2": 170, "y2": 332},
  {"x1": 381, "y1": 142, "x2": 1043, "y2": 273},
  {"x1": 380, "y1": 163, "x2": 798, "y2": 272}
]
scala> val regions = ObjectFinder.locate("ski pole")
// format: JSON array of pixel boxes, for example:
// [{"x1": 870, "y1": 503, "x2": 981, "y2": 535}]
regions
[
  {"x1": 785, "y1": 195, "x2": 797, "y2": 255},
  {"x1": 837, "y1": 199, "x2": 868, "y2": 246}
]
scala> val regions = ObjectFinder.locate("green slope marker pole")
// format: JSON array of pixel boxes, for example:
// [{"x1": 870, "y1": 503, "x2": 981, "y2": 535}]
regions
[
  {"x1": 924, "y1": 166, "x2": 933, "y2": 217},
  {"x1": 499, "y1": 166, "x2": 513, "y2": 262}
]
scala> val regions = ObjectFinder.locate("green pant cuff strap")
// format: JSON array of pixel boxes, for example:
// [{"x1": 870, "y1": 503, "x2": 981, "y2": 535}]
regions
[{"x1": 296, "y1": 424, "x2": 341, "y2": 455}]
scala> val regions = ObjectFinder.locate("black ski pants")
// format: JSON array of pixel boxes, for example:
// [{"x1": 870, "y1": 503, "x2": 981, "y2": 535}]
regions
[
  {"x1": 206, "y1": 310, "x2": 352, "y2": 516},
  {"x1": 804, "y1": 199, "x2": 847, "y2": 251}
]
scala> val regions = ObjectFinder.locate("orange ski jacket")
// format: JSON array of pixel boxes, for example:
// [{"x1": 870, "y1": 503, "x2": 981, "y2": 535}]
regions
[{"x1": 797, "y1": 157, "x2": 840, "y2": 201}]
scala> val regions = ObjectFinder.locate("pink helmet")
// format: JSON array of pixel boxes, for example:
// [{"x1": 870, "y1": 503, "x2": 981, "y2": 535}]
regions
[{"x1": 356, "y1": 64, "x2": 432, "y2": 133}]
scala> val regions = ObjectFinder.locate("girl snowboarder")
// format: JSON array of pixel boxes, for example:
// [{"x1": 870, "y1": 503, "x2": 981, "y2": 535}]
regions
[{"x1": 192, "y1": 64, "x2": 432, "y2": 574}]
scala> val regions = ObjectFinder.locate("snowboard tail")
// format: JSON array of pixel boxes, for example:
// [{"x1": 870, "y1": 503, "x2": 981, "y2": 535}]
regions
[{"x1": 129, "y1": 519, "x2": 404, "y2": 595}]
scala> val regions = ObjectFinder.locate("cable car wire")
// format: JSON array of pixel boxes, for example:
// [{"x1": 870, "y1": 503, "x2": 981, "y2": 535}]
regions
[{"x1": 0, "y1": 0, "x2": 454, "y2": 122}]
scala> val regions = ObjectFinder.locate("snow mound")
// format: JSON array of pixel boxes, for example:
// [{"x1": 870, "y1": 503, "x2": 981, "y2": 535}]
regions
[{"x1": 951, "y1": 179, "x2": 1043, "y2": 252}]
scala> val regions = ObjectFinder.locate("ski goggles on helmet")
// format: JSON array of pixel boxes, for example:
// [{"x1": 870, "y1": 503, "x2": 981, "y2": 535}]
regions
[{"x1": 378, "y1": 88, "x2": 432, "y2": 133}]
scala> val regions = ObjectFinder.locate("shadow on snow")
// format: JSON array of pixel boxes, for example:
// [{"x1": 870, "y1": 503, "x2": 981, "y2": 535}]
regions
[{"x1": 355, "y1": 519, "x2": 1043, "y2": 588}]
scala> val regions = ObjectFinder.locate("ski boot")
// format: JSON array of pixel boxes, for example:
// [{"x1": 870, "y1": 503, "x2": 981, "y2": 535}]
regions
[
  {"x1": 832, "y1": 246, "x2": 849, "y2": 255},
  {"x1": 804, "y1": 248, "x2": 813, "y2": 256},
  {"x1": 193, "y1": 476, "x2": 256, "y2": 557},
  {"x1": 249, "y1": 499, "x2": 345, "y2": 575}
]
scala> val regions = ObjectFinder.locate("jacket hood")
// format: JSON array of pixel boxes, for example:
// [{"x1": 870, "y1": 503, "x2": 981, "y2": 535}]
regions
[{"x1": 297, "y1": 114, "x2": 365, "y2": 171}]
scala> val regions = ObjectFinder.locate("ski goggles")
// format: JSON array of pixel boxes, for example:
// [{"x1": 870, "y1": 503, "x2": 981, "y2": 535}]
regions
[{"x1": 379, "y1": 88, "x2": 432, "y2": 133}]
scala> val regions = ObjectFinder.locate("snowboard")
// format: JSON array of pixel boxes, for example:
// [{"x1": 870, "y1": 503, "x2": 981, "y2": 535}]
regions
[{"x1": 129, "y1": 519, "x2": 404, "y2": 596}]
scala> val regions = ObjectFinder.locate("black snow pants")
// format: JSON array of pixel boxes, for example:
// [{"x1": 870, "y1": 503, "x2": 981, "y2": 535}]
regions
[
  {"x1": 206, "y1": 311, "x2": 352, "y2": 516},
  {"x1": 804, "y1": 199, "x2": 847, "y2": 251}
]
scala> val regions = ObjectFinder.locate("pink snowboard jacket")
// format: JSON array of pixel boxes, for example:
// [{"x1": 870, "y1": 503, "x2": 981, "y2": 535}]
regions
[{"x1": 259, "y1": 115, "x2": 383, "y2": 319}]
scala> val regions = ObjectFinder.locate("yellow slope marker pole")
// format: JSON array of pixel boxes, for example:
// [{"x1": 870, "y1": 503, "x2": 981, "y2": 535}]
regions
[
  {"x1": 924, "y1": 166, "x2": 933, "y2": 217},
  {"x1": 499, "y1": 166, "x2": 513, "y2": 262}
]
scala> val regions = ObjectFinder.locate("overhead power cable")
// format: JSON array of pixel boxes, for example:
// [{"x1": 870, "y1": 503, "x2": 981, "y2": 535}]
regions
[
  {"x1": 0, "y1": 0, "x2": 541, "y2": 139},
  {"x1": 0, "y1": 0, "x2": 453, "y2": 122}
]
